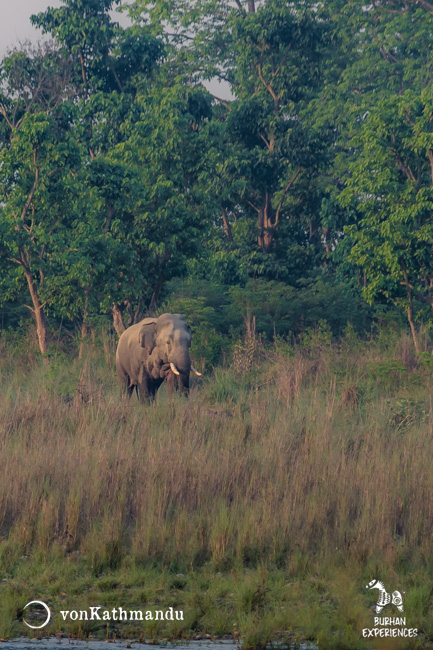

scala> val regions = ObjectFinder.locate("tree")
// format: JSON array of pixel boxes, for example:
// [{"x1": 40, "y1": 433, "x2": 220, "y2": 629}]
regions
[
  {"x1": 4, "y1": 48, "x2": 212, "y2": 339},
  {"x1": 31, "y1": 0, "x2": 123, "y2": 93},
  {"x1": 0, "y1": 43, "x2": 85, "y2": 357},
  {"x1": 319, "y1": 0, "x2": 433, "y2": 350},
  {"x1": 109, "y1": 80, "x2": 213, "y2": 326},
  {"x1": 31, "y1": 0, "x2": 168, "y2": 336},
  {"x1": 340, "y1": 89, "x2": 433, "y2": 352},
  {"x1": 0, "y1": 110, "x2": 82, "y2": 357},
  {"x1": 131, "y1": 0, "x2": 330, "y2": 274}
]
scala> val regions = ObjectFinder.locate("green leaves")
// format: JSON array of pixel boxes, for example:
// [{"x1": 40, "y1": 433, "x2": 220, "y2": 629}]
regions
[
  {"x1": 340, "y1": 89, "x2": 433, "y2": 341},
  {"x1": 5, "y1": 0, "x2": 433, "y2": 351}
]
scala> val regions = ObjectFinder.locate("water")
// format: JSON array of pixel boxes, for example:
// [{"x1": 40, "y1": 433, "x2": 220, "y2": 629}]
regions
[
  {"x1": 1, "y1": 639, "x2": 315, "y2": 650},
  {"x1": 0, "y1": 641, "x2": 236, "y2": 650}
]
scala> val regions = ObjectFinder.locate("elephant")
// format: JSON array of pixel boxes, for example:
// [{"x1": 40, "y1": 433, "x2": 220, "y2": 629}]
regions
[{"x1": 116, "y1": 313, "x2": 201, "y2": 400}]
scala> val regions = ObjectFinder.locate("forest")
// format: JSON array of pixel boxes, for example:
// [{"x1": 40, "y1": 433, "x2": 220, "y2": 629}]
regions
[
  {"x1": 2, "y1": 1, "x2": 433, "y2": 648},
  {"x1": 2, "y1": 0, "x2": 433, "y2": 358}
]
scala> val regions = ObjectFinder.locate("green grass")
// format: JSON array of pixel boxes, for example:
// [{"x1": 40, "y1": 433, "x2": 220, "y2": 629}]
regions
[{"x1": 0, "y1": 328, "x2": 433, "y2": 648}]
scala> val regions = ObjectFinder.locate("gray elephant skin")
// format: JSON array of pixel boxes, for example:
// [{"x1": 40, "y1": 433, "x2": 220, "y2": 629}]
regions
[{"x1": 116, "y1": 313, "x2": 201, "y2": 399}]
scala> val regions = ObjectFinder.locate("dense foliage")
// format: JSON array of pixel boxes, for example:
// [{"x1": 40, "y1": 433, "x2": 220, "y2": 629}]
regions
[{"x1": 1, "y1": 0, "x2": 433, "y2": 359}]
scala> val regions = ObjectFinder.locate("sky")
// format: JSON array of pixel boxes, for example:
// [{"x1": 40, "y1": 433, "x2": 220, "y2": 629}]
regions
[
  {"x1": 0, "y1": 0, "x2": 135, "y2": 58},
  {"x1": 0, "y1": 1, "x2": 63, "y2": 58},
  {"x1": 0, "y1": 0, "x2": 232, "y2": 98}
]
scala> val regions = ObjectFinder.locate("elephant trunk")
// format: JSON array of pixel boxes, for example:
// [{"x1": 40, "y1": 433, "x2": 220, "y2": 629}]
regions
[
  {"x1": 169, "y1": 349, "x2": 191, "y2": 392},
  {"x1": 170, "y1": 349, "x2": 191, "y2": 373}
]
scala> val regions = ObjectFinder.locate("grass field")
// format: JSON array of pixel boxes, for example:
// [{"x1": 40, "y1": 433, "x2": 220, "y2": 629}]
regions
[{"x1": 1, "y1": 327, "x2": 433, "y2": 649}]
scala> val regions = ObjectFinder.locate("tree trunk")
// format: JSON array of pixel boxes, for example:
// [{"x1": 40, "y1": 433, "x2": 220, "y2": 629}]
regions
[
  {"x1": 257, "y1": 194, "x2": 274, "y2": 252},
  {"x1": 23, "y1": 267, "x2": 49, "y2": 361},
  {"x1": 78, "y1": 288, "x2": 89, "y2": 360},
  {"x1": 247, "y1": 0, "x2": 256, "y2": 13},
  {"x1": 112, "y1": 304, "x2": 126, "y2": 337},
  {"x1": 124, "y1": 299, "x2": 134, "y2": 328},
  {"x1": 260, "y1": 227, "x2": 274, "y2": 252},
  {"x1": 406, "y1": 294, "x2": 419, "y2": 354},
  {"x1": 222, "y1": 209, "x2": 233, "y2": 241},
  {"x1": 78, "y1": 321, "x2": 87, "y2": 360},
  {"x1": 149, "y1": 276, "x2": 164, "y2": 315},
  {"x1": 245, "y1": 314, "x2": 256, "y2": 339},
  {"x1": 309, "y1": 219, "x2": 320, "y2": 245},
  {"x1": 403, "y1": 270, "x2": 419, "y2": 354},
  {"x1": 322, "y1": 226, "x2": 330, "y2": 255},
  {"x1": 133, "y1": 298, "x2": 144, "y2": 324}
]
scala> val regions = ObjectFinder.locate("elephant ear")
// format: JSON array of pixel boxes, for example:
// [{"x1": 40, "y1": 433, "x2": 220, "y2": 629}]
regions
[{"x1": 138, "y1": 322, "x2": 156, "y2": 354}]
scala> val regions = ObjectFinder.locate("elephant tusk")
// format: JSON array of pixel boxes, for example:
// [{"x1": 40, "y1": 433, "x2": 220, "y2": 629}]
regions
[
  {"x1": 191, "y1": 365, "x2": 202, "y2": 376},
  {"x1": 170, "y1": 362, "x2": 180, "y2": 375}
]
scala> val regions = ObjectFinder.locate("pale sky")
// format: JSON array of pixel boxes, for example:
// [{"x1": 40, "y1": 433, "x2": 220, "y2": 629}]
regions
[
  {"x1": 0, "y1": 1, "x2": 63, "y2": 57},
  {"x1": 0, "y1": 0, "x2": 130, "y2": 58}
]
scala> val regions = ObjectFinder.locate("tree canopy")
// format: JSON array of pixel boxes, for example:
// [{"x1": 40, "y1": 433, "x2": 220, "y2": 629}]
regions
[{"x1": 1, "y1": 0, "x2": 432, "y2": 359}]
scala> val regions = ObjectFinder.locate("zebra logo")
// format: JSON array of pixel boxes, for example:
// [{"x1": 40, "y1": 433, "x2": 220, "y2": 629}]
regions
[{"x1": 366, "y1": 579, "x2": 404, "y2": 613}]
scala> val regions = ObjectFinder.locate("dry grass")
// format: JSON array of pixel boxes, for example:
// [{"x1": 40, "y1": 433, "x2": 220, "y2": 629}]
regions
[
  {"x1": 1, "y1": 333, "x2": 433, "y2": 569},
  {"x1": 1, "y1": 330, "x2": 433, "y2": 645}
]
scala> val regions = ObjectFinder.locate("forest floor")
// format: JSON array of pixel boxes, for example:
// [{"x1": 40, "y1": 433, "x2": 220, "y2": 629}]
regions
[{"x1": 1, "y1": 328, "x2": 433, "y2": 649}]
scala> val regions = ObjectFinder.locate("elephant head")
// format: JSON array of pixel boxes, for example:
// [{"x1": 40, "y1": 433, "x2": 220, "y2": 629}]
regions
[{"x1": 138, "y1": 313, "x2": 201, "y2": 394}]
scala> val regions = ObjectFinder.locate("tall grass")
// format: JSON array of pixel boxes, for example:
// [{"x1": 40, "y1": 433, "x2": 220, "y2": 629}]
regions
[{"x1": 1, "y1": 328, "x2": 433, "y2": 645}]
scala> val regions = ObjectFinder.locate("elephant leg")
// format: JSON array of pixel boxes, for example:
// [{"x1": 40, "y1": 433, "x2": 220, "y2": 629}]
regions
[
  {"x1": 118, "y1": 365, "x2": 134, "y2": 398},
  {"x1": 138, "y1": 376, "x2": 165, "y2": 401},
  {"x1": 137, "y1": 377, "x2": 153, "y2": 401},
  {"x1": 120, "y1": 374, "x2": 135, "y2": 399},
  {"x1": 151, "y1": 378, "x2": 164, "y2": 399}
]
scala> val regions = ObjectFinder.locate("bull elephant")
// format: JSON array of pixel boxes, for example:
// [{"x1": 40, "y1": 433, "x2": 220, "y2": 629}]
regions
[{"x1": 116, "y1": 313, "x2": 201, "y2": 400}]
